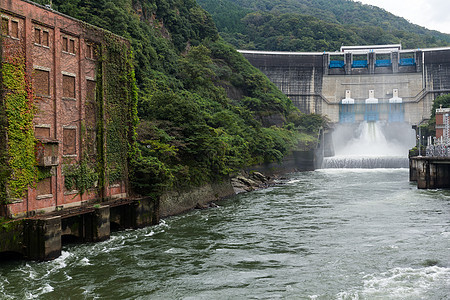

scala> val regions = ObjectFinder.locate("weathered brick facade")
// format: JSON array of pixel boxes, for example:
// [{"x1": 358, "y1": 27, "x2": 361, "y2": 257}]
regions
[
  {"x1": 435, "y1": 107, "x2": 450, "y2": 140},
  {"x1": 1, "y1": 0, "x2": 131, "y2": 217}
]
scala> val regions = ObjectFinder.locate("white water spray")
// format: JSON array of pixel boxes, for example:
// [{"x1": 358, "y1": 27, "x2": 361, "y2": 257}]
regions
[{"x1": 322, "y1": 121, "x2": 415, "y2": 168}]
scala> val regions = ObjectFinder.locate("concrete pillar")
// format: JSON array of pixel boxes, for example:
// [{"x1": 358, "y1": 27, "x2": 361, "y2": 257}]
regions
[
  {"x1": 345, "y1": 53, "x2": 352, "y2": 75},
  {"x1": 323, "y1": 53, "x2": 329, "y2": 75},
  {"x1": 415, "y1": 50, "x2": 423, "y2": 73},
  {"x1": 392, "y1": 51, "x2": 399, "y2": 73},
  {"x1": 132, "y1": 197, "x2": 160, "y2": 228},
  {"x1": 24, "y1": 216, "x2": 62, "y2": 261},
  {"x1": 368, "y1": 52, "x2": 375, "y2": 74},
  {"x1": 416, "y1": 159, "x2": 429, "y2": 189},
  {"x1": 409, "y1": 158, "x2": 417, "y2": 181},
  {"x1": 109, "y1": 197, "x2": 159, "y2": 229},
  {"x1": 85, "y1": 205, "x2": 110, "y2": 242},
  {"x1": 0, "y1": 220, "x2": 25, "y2": 256}
]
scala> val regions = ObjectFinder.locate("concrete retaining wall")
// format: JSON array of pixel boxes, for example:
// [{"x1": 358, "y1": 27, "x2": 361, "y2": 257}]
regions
[{"x1": 159, "y1": 180, "x2": 235, "y2": 218}]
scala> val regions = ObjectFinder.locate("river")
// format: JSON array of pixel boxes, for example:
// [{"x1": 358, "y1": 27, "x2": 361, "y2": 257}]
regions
[{"x1": 0, "y1": 168, "x2": 449, "y2": 299}]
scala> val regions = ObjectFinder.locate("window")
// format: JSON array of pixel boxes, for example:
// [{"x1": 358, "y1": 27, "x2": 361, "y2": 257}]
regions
[
  {"x1": 42, "y1": 31, "x2": 49, "y2": 46},
  {"x1": 63, "y1": 128, "x2": 76, "y2": 155},
  {"x1": 35, "y1": 126, "x2": 51, "y2": 138},
  {"x1": 86, "y1": 80, "x2": 96, "y2": 102},
  {"x1": 62, "y1": 36, "x2": 68, "y2": 52},
  {"x1": 11, "y1": 20, "x2": 18, "y2": 38},
  {"x1": 36, "y1": 176, "x2": 52, "y2": 196},
  {"x1": 1, "y1": 18, "x2": 8, "y2": 36},
  {"x1": 69, "y1": 39, "x2": 75, "y2": 53},
  {"x1": 86, "y1": 101, "x2": 97, "y2": 129},
  {"x1": 62, "y1": 36, "x2": 76, "y2": 54},
  {"x1": 86, "y1": 44, "x2": 92, "y2": 59},
  {"x1": 63, "y1": 75, "x2": 75, "y2": 98},
  {"x1": 34, "y1": 27, "x2": 49, "y2": 46},
  {"x1": 86, "y1": 129, "x2": 97, "y2": 156},
  {"x1": 34, "y1": 28, "x2": 41, "y2": 44},
  {"x1": 34, "y1": 69, "x2": 50, "y2": 96},
  {"x1": 85, "y1": 43, "x2": 98, "y2": 59}
]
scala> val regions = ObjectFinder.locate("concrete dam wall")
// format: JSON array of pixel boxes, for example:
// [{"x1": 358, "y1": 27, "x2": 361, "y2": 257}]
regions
[{"x1": 240, "y1": 45, "x2": 450, "y2": 126}]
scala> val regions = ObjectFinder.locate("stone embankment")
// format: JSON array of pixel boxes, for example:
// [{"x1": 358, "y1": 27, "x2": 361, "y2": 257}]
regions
[{"x1": 193, "y1": 171, "x2": 273, "y2": 210}]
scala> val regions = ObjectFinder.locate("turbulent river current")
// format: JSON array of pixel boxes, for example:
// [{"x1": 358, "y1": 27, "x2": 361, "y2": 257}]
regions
[{"x1": 1, "y1": 169, "x2": 449, "y2": 299}]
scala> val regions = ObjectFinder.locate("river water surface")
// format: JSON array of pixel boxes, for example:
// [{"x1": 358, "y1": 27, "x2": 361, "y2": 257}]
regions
[{"x1": 1, "y1": 169, "x2": 449, "y2": 299}]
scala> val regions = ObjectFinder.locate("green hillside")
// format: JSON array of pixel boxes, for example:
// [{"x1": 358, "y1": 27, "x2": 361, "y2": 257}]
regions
[
  {"x1": 197, "y1": 0, "x2": 450, "y2": 51},
  {"x1": 31, "y1": 0, "x2": 324, "y2": 195}
]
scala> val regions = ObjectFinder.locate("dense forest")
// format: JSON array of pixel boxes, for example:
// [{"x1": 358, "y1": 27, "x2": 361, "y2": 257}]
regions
[
  {"x1": 31, "y1": 0, "x2": 325, "y2": 196},
  {"x1": 197, "y1": 0, "x2": 450, "y2": 51}
]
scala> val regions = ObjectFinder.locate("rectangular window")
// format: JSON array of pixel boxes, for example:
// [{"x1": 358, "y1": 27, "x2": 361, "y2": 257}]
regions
[
  {"x1": 36, "y1": 177, "x2": 52, "y2": 196},
  {"x1": 63, "y1": 128, "x2": 77, "y2": 155},
  {"x1": 34, "y1": 28, "x2": 41, "y2": 44},
  {"x1": 63, "y1": 75, "x2": 75, "y2": 98},
  {"x1": 86, "y1": 44, "x2": 92, "y2": 59},
  {"x1": 62, "y1": 36, "x2": 68, "y2": 52},
  {"x1": 42, "y1": 31, "x2": 49, "y2": 46},
  {"x1": 1, "y1": 18, "x2": 9, "y2": 36},
  {"x1": 87, "y1": 129, "x2": 97, "y2": 156},
  {"x1": 35, "y1": 127, "x2": 51, "y2": 138},
  {"x1": 69, "y1": 39, "x2": 75, "y2": 54},
  {"x1": 85, "y1": 101, "x2": 97, "y2": 129},
  {"x1": 11, "y1": 20, "x2": 18, "y2": 38},
  {"x1": 34, "y1": 69, "x2": 50, "y2": 96},
  {"x1": 86, "y1": 80, "x2": 96, "y2": 102}
]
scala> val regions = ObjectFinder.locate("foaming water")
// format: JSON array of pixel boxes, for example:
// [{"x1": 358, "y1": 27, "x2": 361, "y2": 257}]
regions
[
  {"x1": 323, "y1": 156, "x2": 408, "y2": 168},
  {"x1": 0, "y1": 169, "x2": 449, "y2": 299},
  {"x1": 323, "y1": 122, "x2": 415, "y2": 168}
]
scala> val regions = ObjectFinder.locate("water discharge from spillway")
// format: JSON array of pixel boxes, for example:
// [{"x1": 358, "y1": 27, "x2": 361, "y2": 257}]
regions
[{"x1": 322, "y1": 121, "x2": 416, "y2": 168}]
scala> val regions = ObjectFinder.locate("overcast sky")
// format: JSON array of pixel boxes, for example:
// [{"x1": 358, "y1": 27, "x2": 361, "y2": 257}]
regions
[{"x1": 356, "y1": 0, "x2": 450, "y2": 34}]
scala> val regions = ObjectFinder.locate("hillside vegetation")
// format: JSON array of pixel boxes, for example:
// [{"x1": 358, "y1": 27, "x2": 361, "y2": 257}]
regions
[
  {"x1": 197, "y1": 0, "x2": 450, "y2": 51},
  {"x1": 32, "y1": 0, "x2": 325, "y2": 196}
]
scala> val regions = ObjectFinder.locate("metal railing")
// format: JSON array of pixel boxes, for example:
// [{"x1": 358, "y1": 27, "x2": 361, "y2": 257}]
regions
[{"x1": 426, "y1": 137, "x2": 450, "y2": 157}]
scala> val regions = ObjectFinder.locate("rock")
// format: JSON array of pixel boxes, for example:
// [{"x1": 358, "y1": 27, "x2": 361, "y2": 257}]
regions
[
  {"x1": 236, "y1": 175, "x2": 259, "y2": 188},
  {"x1": 195, "y1": 203, "x2": 208, "y2": 210},
  {"x1": 230, "y1": 171, "x2": 274, "y2": 194},
  {"x1": 231, "y1": 177, "x2": 253, "y2": 193},
  {"x1": 251, "y1": 171, "x2": 268, "y2": 182}
]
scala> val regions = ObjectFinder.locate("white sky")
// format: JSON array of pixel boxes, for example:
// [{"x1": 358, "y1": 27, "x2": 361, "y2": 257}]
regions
[{"x1": 356, "y1": 0, "x2": 450, "y2": 34}]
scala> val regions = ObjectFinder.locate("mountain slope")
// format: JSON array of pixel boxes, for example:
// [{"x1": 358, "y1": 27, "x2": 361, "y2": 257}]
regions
[{"x1": 197, "y1": 0, "x2": 450, "y2": 51}]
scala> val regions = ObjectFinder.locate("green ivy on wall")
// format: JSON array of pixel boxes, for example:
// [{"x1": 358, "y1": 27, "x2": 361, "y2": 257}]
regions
[
  {"x1": 1, "y1": 49, "x2": 37, "y2": 202},
  {"x1": 63, "y1": 156, "x2": 98, "y2": 194},
  {"x1": 101, "y1": 34, "x2": 139, "y2": 188}
]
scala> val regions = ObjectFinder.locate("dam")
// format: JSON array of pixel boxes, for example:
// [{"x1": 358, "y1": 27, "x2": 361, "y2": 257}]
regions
[
  {"x1": 241, "y1": 45, "x2": 450, "y2": 167},
  {"x1": 239, "y1": 44, "x2": 450, "y2": 126}
]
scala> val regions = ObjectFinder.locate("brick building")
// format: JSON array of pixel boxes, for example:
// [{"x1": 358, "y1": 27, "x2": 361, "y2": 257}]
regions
[
  {"x1": 435, "y1": 106, "x2": 450, "y2": 142},
  {"x1": 0, "y1": 0, "x2": 135, "y2": 218}
]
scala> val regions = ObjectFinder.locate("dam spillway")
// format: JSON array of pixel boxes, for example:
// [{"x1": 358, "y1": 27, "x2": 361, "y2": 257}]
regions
[
  {"x1": 321, "y1": 121, "x2": 415, "y2": 169},
  {"x1": 239, "y1": 45, "x2": 442, "y2": 168}
]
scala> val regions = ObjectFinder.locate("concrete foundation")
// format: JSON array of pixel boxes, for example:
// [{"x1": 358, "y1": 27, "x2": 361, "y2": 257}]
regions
[
  {"x1": 110, "y1": 197, "x2": 159, "y2": 229},
  {"x1": 0, "y1": 197, "x2": 159, "y2": 261},
  {"x1": 24, "y1": 216, "x2": 62, "y2": 261},
  {"x1": 410, "y1": 157, "x2": 450, "y2": 189}
]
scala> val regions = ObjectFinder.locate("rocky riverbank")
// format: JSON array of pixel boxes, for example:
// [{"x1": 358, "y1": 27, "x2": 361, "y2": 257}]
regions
[{"x1": 230, "y1": 171, "x2": 274, "y2": 194}]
